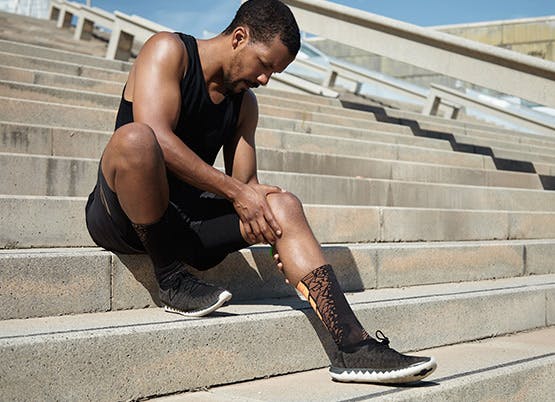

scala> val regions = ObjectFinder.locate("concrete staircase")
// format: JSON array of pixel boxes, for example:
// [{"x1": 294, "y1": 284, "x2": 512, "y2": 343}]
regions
[{"x1": 1, "y1": 11, "x2": 554, "y2": 402}]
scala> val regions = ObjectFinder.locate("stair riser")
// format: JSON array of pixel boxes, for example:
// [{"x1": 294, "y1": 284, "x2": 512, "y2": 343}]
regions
[
  {"x1": 3, "y1": 241, "x2": 554, "y2": 320},
  {"x1": 0, "y1": 39, "x2": 131, "y2": 71},
  {"x1": 3, "y1": 197, "x2": 555, "y2": 248},
  {"x1": 1, "y1": 121, "x2": 494, "y2": 171},
  {"x1": 257, "y1": 115, "x2": 451, "y2": 150},
  {"x1": 0, "y1": 96, "x2": 451, "y2": 152},
  {"x1": 419, "y1": 120, "x2": 555, "y2": 149},
  {"x1": 0, "y1": 51, "x2": 128, "y2": 81},
  {"x1": 3, "y1": 79, "x2": 554, "y2": 162},
  {"x1": 0, "y1": 97, "x2": 115, "y2": 131},
  {"x1": 0, "y1": 285, "x2": 552, "y2": 402},
  {"x1": 0, "y1": 83, "x2": 452, "y2": 152},
  {"x1": 2, "y1": 153, "x2": 553, "y2": 209},
  {"x1": 0, "y1": 65, "x2": 123, "y2": 95}
]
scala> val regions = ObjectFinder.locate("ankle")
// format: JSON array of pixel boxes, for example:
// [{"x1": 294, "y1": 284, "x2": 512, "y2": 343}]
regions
[{"x1": 157, "y1": 260, "x2": 186, "y2": 286}]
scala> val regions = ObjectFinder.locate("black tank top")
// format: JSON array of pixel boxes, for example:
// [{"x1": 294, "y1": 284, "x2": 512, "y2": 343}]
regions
[{"x1": 114, "y1": 33, "x2": 245, "y2": 204}]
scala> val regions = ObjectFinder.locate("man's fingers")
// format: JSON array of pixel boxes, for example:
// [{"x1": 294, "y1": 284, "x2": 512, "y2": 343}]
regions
[
  {"x1": 241, "y1": 219, "x2": 258, "y2": 244},
  {"x1": 263, "y1": 209, "x2": 282, "y2": 238},
  {"x1": 257, "y1": 218, "x2": 276, "y2": 244}
]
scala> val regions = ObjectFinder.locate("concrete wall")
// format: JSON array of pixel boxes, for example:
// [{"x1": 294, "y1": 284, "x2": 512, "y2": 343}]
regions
[
  {"x1": 436, "y1": 17, "x2": 555, "y2": 62},
  {"x1": 307, "y1": 16, "x2": 555, "y2": 90}
]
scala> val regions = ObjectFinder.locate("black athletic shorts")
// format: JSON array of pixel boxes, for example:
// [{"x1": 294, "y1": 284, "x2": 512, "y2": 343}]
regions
[{"x1": 85, "y1": 165, "x2": 249, "y2": 270}]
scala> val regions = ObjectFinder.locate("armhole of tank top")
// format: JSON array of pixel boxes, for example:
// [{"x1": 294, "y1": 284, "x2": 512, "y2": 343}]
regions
[
  {"x1": 121, "y1": 84, "x2": 132, "y2": 105},
  {"x1": 177, "y1": 32, "x2": 192, "y2": 80}
]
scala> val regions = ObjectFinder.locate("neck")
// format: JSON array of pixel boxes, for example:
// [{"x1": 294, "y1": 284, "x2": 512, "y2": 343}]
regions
[{"x1": 197, "y1": 36, "x2": 228, "y2": 102}]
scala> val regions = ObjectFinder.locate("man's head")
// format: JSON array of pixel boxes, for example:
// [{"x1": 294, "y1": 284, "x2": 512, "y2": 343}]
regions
[
  {"x1": 220, "y1": 0, "x2": 300, "y2": 94},
  {"x1": 223, "y1": 0, "x2": 301, "y2": 57}
]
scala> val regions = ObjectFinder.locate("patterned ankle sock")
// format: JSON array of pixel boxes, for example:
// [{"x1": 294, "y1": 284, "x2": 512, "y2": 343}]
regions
[{"x1": 297, "y1": 264, "x2": 370, "y2": 350}]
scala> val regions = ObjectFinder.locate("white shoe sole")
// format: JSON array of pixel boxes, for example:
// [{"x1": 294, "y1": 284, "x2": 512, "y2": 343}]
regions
[
  {"x1": 164, "y1": 290, "x2": 232, "y2": 317},
  {"x1": 330, "y1": 357, "x2": 437, "y2": 384}
]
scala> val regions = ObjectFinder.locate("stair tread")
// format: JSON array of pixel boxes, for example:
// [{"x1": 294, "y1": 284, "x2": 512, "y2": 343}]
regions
[
  {"x1": 2, "y1": 273, "x2": 553, "y2": 339},
  {"x1": 152, "y1": 327, "x2": 555, "y2": 402}
]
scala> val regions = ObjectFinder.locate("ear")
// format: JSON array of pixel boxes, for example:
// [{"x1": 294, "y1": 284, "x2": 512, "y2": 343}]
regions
[{"x1": 231, "y1": 26, "x2": 250, "y2": 49}]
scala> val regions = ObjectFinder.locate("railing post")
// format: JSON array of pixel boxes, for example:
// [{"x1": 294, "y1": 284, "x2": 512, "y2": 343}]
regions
[
  {"x1": 448, "y1": 105, "x2": 461, "y2": 120},
  {"x1": 323, "y1": 69, "x2": 338, "y2": 88},
  {"x1": 56, "y1": 7, "x2": 74, "y2": 29},
  {"x1": 354, "y1": 81, "x2": 363, "y2": 95},
  {"x1": 423, "y1": 93, "x2": 442, "y2": 116},
  {"x1": 74, "y1": 17, "x2": 94, "y2": 40},
  {"x1": 49, "y1": 2, "x2": 61, "y2": 21},
  {"x1": 106, "y1": 22, "x2": 134, "y2": 61}
]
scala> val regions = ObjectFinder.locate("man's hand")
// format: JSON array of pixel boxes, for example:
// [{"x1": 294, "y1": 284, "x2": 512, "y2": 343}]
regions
[
  {"x1": 233, "y1": 183, "x2": 283, "y2": 244},
  {"x1": 273, "y1": 251, "x2": 289, "y2": 284}
]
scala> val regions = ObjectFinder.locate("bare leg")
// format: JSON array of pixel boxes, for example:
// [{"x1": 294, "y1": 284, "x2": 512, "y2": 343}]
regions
[
  {"x1": 240, "y1": 191, "x2": 369, "y2": 350},
  {"x1": 99, "y1": 122, "x2": 230, "y2": 316},
  {"x1": 266, "y1": 191, "x2": 327, "y2": 285},
  {"x1": 101, "y1": 122, "x2": 168, "y2": 224}
]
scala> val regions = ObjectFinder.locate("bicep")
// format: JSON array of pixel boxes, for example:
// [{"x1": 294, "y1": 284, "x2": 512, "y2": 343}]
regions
[{"x1": 132, "y1": 33, "x2": 185, "y2": 140}]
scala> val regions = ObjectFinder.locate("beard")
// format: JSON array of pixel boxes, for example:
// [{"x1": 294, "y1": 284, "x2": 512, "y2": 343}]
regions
[
  {"x1": 222, "y1": 76, "x2": 259, "y2": 95},
  {"x1": 222, "y1": 53, "x2": 259, "y2": 94}
]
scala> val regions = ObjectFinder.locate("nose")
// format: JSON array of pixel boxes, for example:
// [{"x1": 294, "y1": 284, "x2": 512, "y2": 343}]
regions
[{"x1": 257, "y1": 72, "x2": 272, "y2": 86}]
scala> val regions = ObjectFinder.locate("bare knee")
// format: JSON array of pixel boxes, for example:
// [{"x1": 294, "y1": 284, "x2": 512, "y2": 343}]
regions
[
  {"x1": 267, "y1": 191, "x2": 305, "y2": 224},
  {"x1": 107, "y1": 122, "x2": 163, "y2": 170}
]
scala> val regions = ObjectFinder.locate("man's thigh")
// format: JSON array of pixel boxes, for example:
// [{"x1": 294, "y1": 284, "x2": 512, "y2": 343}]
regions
[{"x1": 173, "y1": 192, "x2": 250, "y2": 270}]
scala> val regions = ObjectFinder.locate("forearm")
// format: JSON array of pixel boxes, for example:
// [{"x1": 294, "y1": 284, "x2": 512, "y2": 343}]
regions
[{"x1": 160, "y1": 132, "x2": 244, "y2": 201}]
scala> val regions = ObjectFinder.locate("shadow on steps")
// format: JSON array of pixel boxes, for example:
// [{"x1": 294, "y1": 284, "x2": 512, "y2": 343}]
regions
[{"x1": 340, "y1": 101, "x2": 555, "y2": 191}]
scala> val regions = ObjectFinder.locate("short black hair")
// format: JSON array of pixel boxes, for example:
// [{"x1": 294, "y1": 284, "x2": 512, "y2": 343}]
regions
[{"x1": 222, "y1": 0, "x2": 301, "y2": 56}]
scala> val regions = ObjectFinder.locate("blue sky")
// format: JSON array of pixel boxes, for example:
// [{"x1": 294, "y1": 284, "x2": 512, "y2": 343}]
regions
[{"x1": 83, "y1": 0, "x2": 555, "y2": 38}]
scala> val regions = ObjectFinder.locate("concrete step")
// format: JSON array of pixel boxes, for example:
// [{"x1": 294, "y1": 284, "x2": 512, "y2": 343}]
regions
[
  {"x1": 0, "y1": 51, "x2": 129, "y2": 81},
  {"x1": 0, "y1": 94, "x2": 472, "y2": 159},
  {"x1": 0, "y1": 64, "x2": 123, "y2": 95},
  {"x1": 0, "y1": 119, "x2": 502, "y2": 171},
  {"x1": 0, "y1": 81, "x2": 453, "y2": 151},
  {"x1": 2, "y1": 239, "x2": 554, "y2": 320},
  {"x1": 4, "y1": 122, "x2": 540, "y2": 192},
  {"x1": 452, "y1": 131, "x2": 555, "y2": 158},
  {"x1": 2, "y1": 152, "x2": 554, "y2": 211},
  {"x1": 255, "y1": 86, "x2": 342, "y2": 106},
  {"x1": 418, "y1": 119, "x2": 555, "y2": 149},
  {"x1": 0, "y1": 64, "x2": 352, "y2": 122},
  {"x1": 158, "y1": 327, "x2": 555, "y2": 402},
  {"x1": 1, "y1": 59, "x2": 551, "y2": 158},
  {"x1": 2, "y1": 195, "x2": 555, "y2": 248},
  {"x1": 4, "y1": 80, "x2": 553, "y2": 170},
  {"x1": 0, "y1": 38, "x2": 131, "y2": 71},
  {"x1": 0, "y1": 11, "x2": 108, "y2": 58},
  {"x1": 0, "y1": 79, "x2": 121, "y2": 109},
  {"x1": 406, "y1": 118, "x2": 555, "y2": 155},
  {"x1": 1, "y1": 274, "x2": 553, "y2": 401},
  {"x1": 262, "y1": 96, "x2": 555, "y2": 153},
  {"x1": 256, "y1": 93, "x2": 379, "y2": 120},
  {"x1": 5, "y1": 79, "x2": 553, "y2": 163},
  {"x1": 258, "y1": 115, "x2": 450, "y2": 151},
  {"x1": 378, "y1": 105, "x2": 555, "y2": 145}
]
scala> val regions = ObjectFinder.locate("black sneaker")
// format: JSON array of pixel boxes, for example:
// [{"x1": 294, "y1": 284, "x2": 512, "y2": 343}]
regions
[
  {"x1": 330, "y1": 331, "x2": 437, "y2": 383},
  {"x1": 159, "y1": 271, "x2": 232, "y2": 317}
]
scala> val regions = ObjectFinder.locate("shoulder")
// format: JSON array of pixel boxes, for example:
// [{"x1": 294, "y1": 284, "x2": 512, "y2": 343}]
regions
[{"x1": 136, "y1": 32, "x2": 189, "y2": 77}]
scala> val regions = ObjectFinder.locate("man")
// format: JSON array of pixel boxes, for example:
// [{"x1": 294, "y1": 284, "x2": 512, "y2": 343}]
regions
[{"x1": 85, "y1": 0, "x2": 436, "y2": 384}]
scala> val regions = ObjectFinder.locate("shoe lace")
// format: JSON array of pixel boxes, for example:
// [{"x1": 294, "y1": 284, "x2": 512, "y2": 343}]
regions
[{"x1": 375, "y1": 330, "x2": 390, "y2": 347}]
